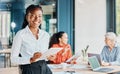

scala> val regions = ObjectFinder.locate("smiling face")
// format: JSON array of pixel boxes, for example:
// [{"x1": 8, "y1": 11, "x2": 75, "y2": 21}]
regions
[
  {"x1": 104, "y1": 37, "x2": 116, "y2": 49},
  {"x1": 105, "y1": 37, "x2": 112, "y2": 46},
  {"x1": 26, "y1": 8, "x2": 43, "y2": 28},
  {"x1": 59, "y1": 33, "x2": 68, "y2": 45}
]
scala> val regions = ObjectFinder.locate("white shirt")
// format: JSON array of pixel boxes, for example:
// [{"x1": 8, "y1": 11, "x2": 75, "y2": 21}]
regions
[{"x1": 11, "y1": 26, "x2": 50, "y2": 65}]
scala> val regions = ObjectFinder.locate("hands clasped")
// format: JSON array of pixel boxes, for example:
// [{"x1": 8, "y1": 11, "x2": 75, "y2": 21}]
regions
[{"x1": 102, "y1": 61, "x2": 111, "y2": 66}]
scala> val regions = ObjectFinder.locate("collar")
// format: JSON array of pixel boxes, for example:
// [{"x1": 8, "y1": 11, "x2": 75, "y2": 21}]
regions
[{"x1": 25, "y1": 25, "x2": 40, "y2": 36}]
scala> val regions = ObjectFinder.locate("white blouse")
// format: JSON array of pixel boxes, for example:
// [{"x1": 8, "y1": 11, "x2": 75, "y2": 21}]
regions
[{"x1": 11, "y1": 26, "x2": 50, "y2": 65}]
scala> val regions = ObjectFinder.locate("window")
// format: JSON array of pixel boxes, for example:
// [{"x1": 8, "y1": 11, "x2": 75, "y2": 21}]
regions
[
  {"x1": 0, "y1": 11, "x2": 10, "y2": 45},
  {"x1": 116, "y1": 0, "x2": 120, "y2": 35},
  {"x1": 41, "y1": 5, "x2": 57, "y2": 36}
]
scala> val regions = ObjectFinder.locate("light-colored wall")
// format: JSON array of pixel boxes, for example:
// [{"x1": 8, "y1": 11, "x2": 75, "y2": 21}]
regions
[{"x1": 75, "y1": 0, "x2": 106, "y2": 54}]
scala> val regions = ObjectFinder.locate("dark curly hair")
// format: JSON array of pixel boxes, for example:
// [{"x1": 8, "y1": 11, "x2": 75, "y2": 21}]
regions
[{"x1": 49, "y1": 31, "x2": 65, "y2": 48}]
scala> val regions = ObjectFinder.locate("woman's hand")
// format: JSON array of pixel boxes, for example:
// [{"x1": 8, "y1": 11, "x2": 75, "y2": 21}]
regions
[
  {"x1": 70, "y1": 59, "x2": 76, "y2": 64},
  {"x1": 47, "y1": 54, "x2": 56, "y2": 61},
  {"x1": 33, "y1": 52, "x2": 42, "y2": 59},
  {"x1": 102, "y1": 61, "x2": 111, "y2": 66},
  {"x1": 30, "y1": 52, "x2": 42, "y2": 63},
  {"x1": 67, "y1": 58, "x2": 77, "y2": 64}
]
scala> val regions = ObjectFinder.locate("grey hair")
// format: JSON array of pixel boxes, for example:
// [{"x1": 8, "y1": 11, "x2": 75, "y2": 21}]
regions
[{"x1": 105, "y1": 32, "x2": 117, "y2": 42}]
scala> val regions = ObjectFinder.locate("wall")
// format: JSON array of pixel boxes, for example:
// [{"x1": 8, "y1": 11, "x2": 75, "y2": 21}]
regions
[
  {"x1": 57, "y1": 0, "x2": 74, "y2": 52},
  {"x1": 75, "y1": 0, "x2": 106, "y2": 54}
]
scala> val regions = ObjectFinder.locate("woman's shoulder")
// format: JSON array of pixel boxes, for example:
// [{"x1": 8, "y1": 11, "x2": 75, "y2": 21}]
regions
[
  {"x1": 15, "y1": 28, "x2": 27, "y2": 36},
  {"x1": 52, "y1": 44, "x2": 71, "y2": 48},
  {"x1": 102, "y1": 45, "x2": 108, "y2": 50},
  {"x1": 14, "y1": 28, "x2": 30, "y2": 40},
  {"x1": 67, "y1": 44, "x2": 71, "y2": 47},
  {"x1": 65, "y1": 44, "x2": 71, "y2": 48},
  {"x1": 52, "y1": 44, "x2": 59, "y2": 47},
  {"x1": 115, "y1": 43, "x2": 120, "y2": 49}
]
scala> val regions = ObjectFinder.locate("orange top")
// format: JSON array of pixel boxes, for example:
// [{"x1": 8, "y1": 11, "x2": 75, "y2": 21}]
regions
[{"x1": 50, "y1": 44, "x2": 72, "y2": 64}]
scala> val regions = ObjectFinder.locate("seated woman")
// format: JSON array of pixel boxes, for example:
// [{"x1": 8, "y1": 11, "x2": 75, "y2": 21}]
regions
[
  {"x1": 48, "y1": 31, "x2": 76, "y2": 64},
  {"x1": 101, "y1": 32, "x2": 120, "y2": 66}
]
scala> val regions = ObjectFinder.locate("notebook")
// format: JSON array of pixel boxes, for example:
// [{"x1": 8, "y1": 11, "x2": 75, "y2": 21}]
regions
[
  {"x1": 88, "y1": 53, "x2": 102, "y2": 65},
  {"x1": 88, "y1": 56, "x2": 113, "y2": 72}
]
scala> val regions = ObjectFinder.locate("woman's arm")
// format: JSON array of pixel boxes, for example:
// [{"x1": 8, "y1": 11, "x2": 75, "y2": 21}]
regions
[{"x1": 11, "y1": 32, "x2": 30, "y2": 65}]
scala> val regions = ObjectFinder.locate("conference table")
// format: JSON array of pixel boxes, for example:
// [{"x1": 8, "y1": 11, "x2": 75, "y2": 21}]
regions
[
  {"x1": 0, "y1": 49, "x2": 120, "y2": 74},
  {"x1": 50, "y1": 64, "x2": 120, "y2": 74},
  {"x1": 0, "y1": 64, "x2": 120, "y2": 74}
]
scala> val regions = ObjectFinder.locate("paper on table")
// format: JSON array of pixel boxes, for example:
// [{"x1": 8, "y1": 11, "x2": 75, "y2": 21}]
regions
[
  {"x1": 36, "y1": 48, "x2": 63, "y2": 61},
  {"x1": 66, "y1": 52, "x2": 81, "y2": 63}
]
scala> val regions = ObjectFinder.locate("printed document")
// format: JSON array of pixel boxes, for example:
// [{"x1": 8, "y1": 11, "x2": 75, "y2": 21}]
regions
[{"x1": 66, "y1": 52, "x2": 80, "y2": 63}]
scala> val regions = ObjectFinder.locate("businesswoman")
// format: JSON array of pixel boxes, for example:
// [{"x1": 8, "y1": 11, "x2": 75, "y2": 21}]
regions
[
  {"x1": 11, "y1": 4, "x2": 52, "y2": 74},
  {"x1": 49, "y1": 31, "x2": 76, "y2": 64},
  {"x1": 101, "y1": 32, "x2": 120, "y2": 66}
]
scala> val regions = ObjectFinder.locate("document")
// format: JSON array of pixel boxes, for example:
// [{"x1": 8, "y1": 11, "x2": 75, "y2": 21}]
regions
[
  {"x1": 66, "y1": 52, "x2": 81, "y2": 63},
  {"x1": 37, "y1": 48, "x2": 62, "y2": 60}
]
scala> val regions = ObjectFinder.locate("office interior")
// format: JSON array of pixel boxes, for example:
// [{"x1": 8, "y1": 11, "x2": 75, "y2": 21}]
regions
[{"x1": 0, "y1": 0, "x2": 120, "y2": 68}]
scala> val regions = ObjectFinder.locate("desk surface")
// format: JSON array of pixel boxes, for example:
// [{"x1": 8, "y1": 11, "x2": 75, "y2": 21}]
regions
[
  {"x1": 0, "y1": 64, "x2": 120, "y2": 74},
  {"x1": 50, "y1": 64, "x2": 120, "y2": 74}
]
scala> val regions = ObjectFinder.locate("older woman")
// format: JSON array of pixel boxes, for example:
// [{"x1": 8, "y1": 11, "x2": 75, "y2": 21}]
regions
[{"x1": 101, "y1": 32, "x2": 120, "y2": 66}]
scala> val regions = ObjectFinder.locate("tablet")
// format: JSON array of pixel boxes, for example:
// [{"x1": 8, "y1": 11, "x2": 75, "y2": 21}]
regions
[{"x1": 37, "y1": 48, "x2": 62, "y2": 60}]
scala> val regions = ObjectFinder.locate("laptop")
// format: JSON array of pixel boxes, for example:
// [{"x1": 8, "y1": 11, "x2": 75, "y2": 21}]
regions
[
  {"x1": 88, "y1": 53, "x2": 102, "y2": 65},
  {"x1": 88, "y1": 56, "x2": 113, "y2": 72}
]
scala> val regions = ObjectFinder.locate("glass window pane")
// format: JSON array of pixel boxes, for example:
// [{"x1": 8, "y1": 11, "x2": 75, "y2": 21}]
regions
[
  {"x1": 41, "y1": 5, "x2": 57, "y2": 36},
  {"x1": 116, "y1": 0, "x2": 120, "y2": 35},
  {"x1": 0, "y1": 11, "x2": 10, "y2": 45}
]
